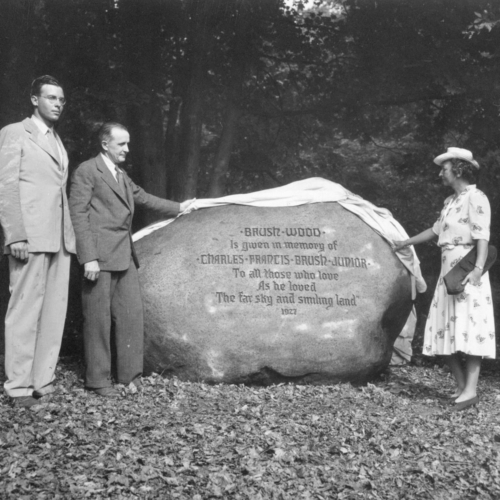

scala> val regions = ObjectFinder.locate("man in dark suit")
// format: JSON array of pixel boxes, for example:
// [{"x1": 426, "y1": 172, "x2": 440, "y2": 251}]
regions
[
  {"x1": 69, "y1": 122, "x2": 193, "y2": 397},
  {"x1": 0, "y1": 75, "x2": 76, "y2": 408}
]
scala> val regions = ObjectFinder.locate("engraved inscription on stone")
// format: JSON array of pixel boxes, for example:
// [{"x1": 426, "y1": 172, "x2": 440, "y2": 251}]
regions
[{"x1": 198, "y1": 225, "x2": 367, "y2": 314}]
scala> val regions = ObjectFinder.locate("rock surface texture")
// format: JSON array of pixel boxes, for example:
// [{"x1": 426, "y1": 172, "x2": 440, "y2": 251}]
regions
[{"x1": 136, "y1": 203, "x2": 412, "y2": 384}]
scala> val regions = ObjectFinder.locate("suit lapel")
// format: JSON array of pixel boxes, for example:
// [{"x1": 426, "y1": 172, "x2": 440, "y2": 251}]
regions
[
  {"x1": 23, "y1": 117, "x2": 64, "y2": 171},
  {"x1": 121, "y1": 170, "x2": 133, "y2": 210},
  {"x1": 95, "y1": 155, "x2": 131, "y2": 211},
  {"x1": 54, "y1": 131, "x2": 68, "y2": 172}
]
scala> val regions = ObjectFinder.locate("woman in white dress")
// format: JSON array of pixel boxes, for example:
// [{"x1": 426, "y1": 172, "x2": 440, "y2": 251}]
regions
[{"x1": 394, "y1": 147, "x2": 495, "y2": 411}]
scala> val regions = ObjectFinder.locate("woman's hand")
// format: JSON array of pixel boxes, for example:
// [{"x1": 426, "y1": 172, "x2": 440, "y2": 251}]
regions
[
  {"x1": 393, "y1": 240, "x2": 409, "y2": 251},
  {"x1": 462, "y1": 267, "x2": 482, "y2": 287},
  {"x1": 393, "y1": 228, "x2": 437, "y2": 252}
]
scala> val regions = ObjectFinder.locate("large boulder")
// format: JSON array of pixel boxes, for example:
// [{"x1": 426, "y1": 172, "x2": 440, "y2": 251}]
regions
[
  {"x1": 136, "y1": 203, "x2": 412, "y2": 384},
  {"x1": 0, "y1": 228, "x2": 5, "y2": 353}
]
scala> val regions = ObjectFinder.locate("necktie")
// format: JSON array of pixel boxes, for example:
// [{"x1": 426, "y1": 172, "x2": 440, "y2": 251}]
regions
[
  {"x1": 116, "y1": 169, "x2": 127, "y2": 197},
  {"x1": 46, "y1": 129, "x2": 61, "y2": 167}
]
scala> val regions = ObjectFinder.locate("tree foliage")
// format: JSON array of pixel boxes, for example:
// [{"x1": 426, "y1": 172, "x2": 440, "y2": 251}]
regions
[{"x1": 1, "y1": 0, "x2": 500, "y2": 266}]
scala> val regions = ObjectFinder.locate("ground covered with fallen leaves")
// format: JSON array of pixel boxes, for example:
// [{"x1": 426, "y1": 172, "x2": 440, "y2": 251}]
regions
[{"x1": 1, "y1": 356, "x2": 500, "y2": 499}]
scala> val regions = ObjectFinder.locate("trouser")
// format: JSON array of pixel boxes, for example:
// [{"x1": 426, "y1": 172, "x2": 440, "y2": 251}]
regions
[
  {"x1": 82, "y1": 261, "x2": 143, "y2": 388},
  {"x1": 4, "y1": 247, "x2": 71, "y2": 397}
]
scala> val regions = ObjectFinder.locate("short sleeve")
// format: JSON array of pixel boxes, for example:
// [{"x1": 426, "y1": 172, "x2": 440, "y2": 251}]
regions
[
  {"x1": 432, "y1": 216, "x2": 441, "y2": 235},
  {"x1": 469, "y1": 189, "x2": 490, "y2": 241}
]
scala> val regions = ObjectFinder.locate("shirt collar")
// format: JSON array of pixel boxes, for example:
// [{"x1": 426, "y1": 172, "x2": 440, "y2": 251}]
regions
[
  {"x1": 101, "y1": 153, "x2": 119, "y2": 172},
  {"x1": 31, "y1": 114, "x2": 52, "y2": 135},
  {"x1": 101, "y1": 153, "x2": 114, "y2": 169},
  {"x1": 100, "y1": 153, "x2": 126, "y2": 182}
]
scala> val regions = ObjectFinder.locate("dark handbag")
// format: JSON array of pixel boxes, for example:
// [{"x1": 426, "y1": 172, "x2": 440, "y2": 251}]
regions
[{"x1": 443, "y1": 244, "x2": 497, "y2": 295}]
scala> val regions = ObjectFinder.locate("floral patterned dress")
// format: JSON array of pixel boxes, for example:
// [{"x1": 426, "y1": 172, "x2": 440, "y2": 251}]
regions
[{"x1": 423, "y1": 185, "x2": 495, "y2": 358}]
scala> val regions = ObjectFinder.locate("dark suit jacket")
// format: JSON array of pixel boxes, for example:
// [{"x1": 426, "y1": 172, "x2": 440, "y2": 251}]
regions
[
  {"x1": 0, "y1": 117, "x2": 75, "y2": 254},
  {"x1": 69, "y1": 154, "x2": 179, "y2": 271}
]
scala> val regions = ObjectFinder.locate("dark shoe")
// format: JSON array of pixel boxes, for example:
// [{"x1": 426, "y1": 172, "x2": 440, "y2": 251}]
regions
[
  {"x1": 87, "y1": 386, "x2": 120, "y2": 398},
  {"x1": 33, "y1": 386, "x2": 56, "y2": 399},
  {"x1": 440, "y1": 394, "x2": 458, "y2": 403},
  {"x1": 11, "y1": 396, "x2": 39, "y2": 408},
  {"x1": 131, "y1": 378, "x2": 142, "y2": 389},
  {"x1": 451, "y1": 396, "x2": 479, "y2": 412},
  {"x1": 118, "y1": 377, "x2": 142, "y2": 388}
]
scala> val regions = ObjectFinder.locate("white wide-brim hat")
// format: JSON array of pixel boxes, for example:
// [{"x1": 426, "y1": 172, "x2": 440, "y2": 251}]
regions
[{"x1": 433, "y1": 147, "x2": 480, "y2": 169}]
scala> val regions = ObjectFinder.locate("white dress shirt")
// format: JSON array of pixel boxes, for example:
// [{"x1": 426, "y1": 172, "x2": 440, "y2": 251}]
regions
[
  {"x1": 31, "y1": 114, "x2": 64, "y2": 163},
  {"x1": 100, "y1": 153, "x2": 124, "y2": 182}
]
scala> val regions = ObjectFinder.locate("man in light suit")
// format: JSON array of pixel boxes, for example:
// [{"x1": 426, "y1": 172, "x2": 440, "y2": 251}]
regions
[
  {"x1": 69, "y1": 122, "x2": 193, "y2": 397},
  {"x1": 0, "y1": 75, "x2": 75, "y2": 408}
]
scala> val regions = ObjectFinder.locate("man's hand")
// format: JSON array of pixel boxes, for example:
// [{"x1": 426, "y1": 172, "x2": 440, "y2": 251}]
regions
[
  {"x1": 180, "y1": 198, "x2": 196, "y2": 214},
  {"x1": 84, "y1": 260, "x2": 100, "y2": 281},
  {"x1": 9, "y1": 241, "x2": 29, "y2": 261}
]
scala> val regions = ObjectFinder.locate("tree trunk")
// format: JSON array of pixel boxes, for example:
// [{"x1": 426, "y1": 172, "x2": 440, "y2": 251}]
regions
[
  {"x1": 121, "y1": 0, "x2": 167, "y2": 225},
  {"x1": 208, "y1": 103, "x2": 240, "y2": 198},
  {"x1": 165, "y1": 94, "x2": 182, "y2": 201},
  {"x1": 207, "y1": 0, "x2": 251, "y2": 198},
  {"x1": 134, "y1": 95, "x2": 167, "y2": 197},
  {"x1": 172, "y1": 0, "x2": 211, "y2": 201}
]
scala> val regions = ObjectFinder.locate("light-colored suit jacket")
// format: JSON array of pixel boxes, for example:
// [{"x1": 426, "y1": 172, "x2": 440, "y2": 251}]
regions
[
  {"x1": 0, "y1": 117, "x2": 75, "y2": 254},
  {"x1": 69, "y1": 154, "x2": 180, "y2": 271}
]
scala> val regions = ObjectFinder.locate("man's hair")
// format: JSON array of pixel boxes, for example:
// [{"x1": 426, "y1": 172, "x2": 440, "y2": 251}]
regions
[
  {"x1": 97, "y1": 122, "x2": 129, "y2": 151},
  {"x1": 30, "y1": 75, "x2": 62, "y2": 96}
]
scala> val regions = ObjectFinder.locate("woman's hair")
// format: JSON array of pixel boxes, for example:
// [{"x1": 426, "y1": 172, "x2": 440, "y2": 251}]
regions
[{"x1": 450, "y1": 158, "x2": 479, "y2": 184}]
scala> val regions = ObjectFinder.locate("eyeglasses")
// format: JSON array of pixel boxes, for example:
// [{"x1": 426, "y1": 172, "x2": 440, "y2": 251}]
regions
[{"x1": 39, "y1": 95, "x2": 66, "y2": 105}]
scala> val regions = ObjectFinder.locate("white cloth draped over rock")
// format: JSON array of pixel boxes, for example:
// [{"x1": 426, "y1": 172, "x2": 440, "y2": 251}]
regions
[{"x1": 134, "y1": 177, "x2": 426, "y2": 361}]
